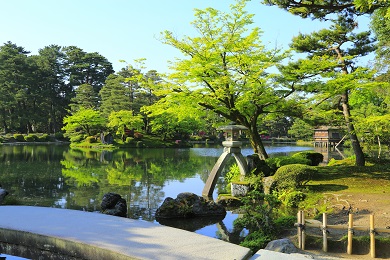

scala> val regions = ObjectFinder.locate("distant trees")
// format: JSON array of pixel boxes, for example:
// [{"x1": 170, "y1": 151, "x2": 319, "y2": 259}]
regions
[{"x1": 0, "y1": 42, "x2": 113, "y2": 134}]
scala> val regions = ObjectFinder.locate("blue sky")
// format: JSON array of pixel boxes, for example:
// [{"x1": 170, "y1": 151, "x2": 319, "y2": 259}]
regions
[{"x1": 1, "y1": 0, "x2": 371, "y2": 73}]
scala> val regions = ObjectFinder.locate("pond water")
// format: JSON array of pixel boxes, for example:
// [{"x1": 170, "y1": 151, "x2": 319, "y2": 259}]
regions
[{"x1": 0, "y1": 143, "x2": 319, "y2": 243}]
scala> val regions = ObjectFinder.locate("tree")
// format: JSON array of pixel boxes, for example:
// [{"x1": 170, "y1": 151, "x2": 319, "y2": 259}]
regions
[
  {"x1": 99, "y1": 74, "x2": 131, "y2": 117},
  {"x1": 70, "y1": 84, "x2": 98, "y2": 111},
  {"x1": 107, "y1": 110, "x2": 144, "y2": 136},
  {"x1": 63, "y1": 46, "x2": 114, "y2": 95},
  {"x1": 283, "y1": 16, "x2": 377, "y2": 165},
  {"x1": 0, "y1": 42, "x2": 32, "y2": 133},
  {"x1": 160, "y1": 0, "x2": 294, "y2": 159},
  {"x1": 263, "y1": 0, "x2": 389, "y2": 20},
  {"x1": 288, "y1": 119, "x2": 314, "y2": 140},
  {"x1": 62, "y1": 108, "x2": 106, "y2": 141},
  {"x1": 32, "y1": 45, "x2": 73, "y2": 133}
]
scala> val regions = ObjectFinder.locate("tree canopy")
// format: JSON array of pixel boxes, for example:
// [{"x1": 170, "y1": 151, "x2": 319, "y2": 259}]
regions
[{"x1": 159, "y1": 0, "x2": 300, "y2": 159}]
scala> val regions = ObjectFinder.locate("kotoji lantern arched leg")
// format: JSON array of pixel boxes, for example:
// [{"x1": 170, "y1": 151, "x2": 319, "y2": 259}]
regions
[
  {"x1": 202, "y1": 150, "x2": 232, "y2": 199},
  {"x1": 232, "y1": 152, "x2": 248, "y2": 178}
]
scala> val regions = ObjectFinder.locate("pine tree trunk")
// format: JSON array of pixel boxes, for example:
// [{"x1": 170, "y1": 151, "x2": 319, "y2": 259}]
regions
[{"x1": 341, "y1": 91, "x2": 365, "y2": 166}]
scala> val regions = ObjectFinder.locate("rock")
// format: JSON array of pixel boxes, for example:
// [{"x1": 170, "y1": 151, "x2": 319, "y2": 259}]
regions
[
  {"x1": 155, "y1": 192, "x2": 226, "y2": 219},
  {"x1": 264, "y1": 238, "x2": 298, "y2": 254},
  {"x1": 101, "y1": 192, "x2": 127, "y2": 217},
  {"x1": 0, "y1": 184, "x2": 9, "y2": 205},
  {"x1": 263, "y1": 176, "x2": 275, "y2": 195},
  {"x1": 231, "y1": 182, "x2": 249, "y2": 197}
]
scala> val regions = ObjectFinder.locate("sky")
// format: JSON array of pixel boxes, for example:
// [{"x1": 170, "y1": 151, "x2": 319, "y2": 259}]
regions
[{"x1": 0, "y1": 0, "x2": 372, "y2": 73}]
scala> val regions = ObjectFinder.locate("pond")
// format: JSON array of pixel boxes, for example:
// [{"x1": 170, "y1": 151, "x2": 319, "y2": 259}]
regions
[{"x1": 0, "y1": 143, "x2": 319, "y2": 243}]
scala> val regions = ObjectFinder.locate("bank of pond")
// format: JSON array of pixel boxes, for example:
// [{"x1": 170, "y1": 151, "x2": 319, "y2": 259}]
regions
[{"x1": 0, "y1": 143, "x2": 376, "y2": 253}]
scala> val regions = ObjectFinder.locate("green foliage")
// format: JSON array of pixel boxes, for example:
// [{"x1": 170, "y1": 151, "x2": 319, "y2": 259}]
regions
[
  {"x1": 265, "y1": 156, "x2": 311, "y2": 173},
  {"x1": 85, "y1": 136, "x2": 97, "y2": 143},
  {"x1": 225, "y1": 164, "x2": 241, "y2": 183},
  {"x1": 27, "y1": 134, "x2": 39, "y2": 141},
  {"x1": 107, "y1": 110, "x2": 144, "y2": 135},
  {"x1": 13, "y1": 134, "x2": 24, "y2": 142},
  {"x1": 292, "y1": 151, "x2": 324, "y2": 166},
  {"x1": 274, "y1": 215, "x2": 296, "y2": 230},
  {"x1": 288, "y1": 119, "x2": 313, "y2": 140},
  {"x1": 234, "y1": 191, "x2": 281, "y2": 252},
  {"x1": 38, "y1": 134, "x2": 49, "y2": 142},
  {"x1": 327, "y1": 156, "x2": 356, "y2": 166},
  {"x1": 239, "y1": 232, "x2": 272, "y2": 252},
  {"x1": 160, "y1": 0, "x2": 296, "y2": 159},
  {"x1": 277, "y1": 190, "x2": 306, "y2": 208},
  {"x1": 245, "y1": 173, "x2": 265, "y2": 192},
  {"x1": 273, "y1": 164, "x2": 317, "y2": 191},
  {"x1": 24, "y1": 135, "x2": 35, "y2": 142},
  {"x1": 62, "y1": 108, "x2": 106, "y2": 142}
]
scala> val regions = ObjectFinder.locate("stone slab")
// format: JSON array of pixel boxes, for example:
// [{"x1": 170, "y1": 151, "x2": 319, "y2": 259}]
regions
[{"x1": 0, "y1": 206, "x2": 252, "y2": 260}]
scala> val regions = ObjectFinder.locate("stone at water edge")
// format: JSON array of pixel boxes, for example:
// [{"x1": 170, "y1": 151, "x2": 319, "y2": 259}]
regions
[
  {"x1": 155, "y1": 192, "x2": 226, "y2": 219},
  {"x1": 101, "y1": 192, "x2": 127, "y2": 217}
]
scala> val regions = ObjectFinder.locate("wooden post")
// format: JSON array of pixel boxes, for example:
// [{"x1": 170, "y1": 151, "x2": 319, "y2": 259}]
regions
[
  {"x1": 301, "y1": 211, "x2": 306, "y2": 250},
  {"x1": 347, "y1": 214, "x2": 353, "y2": 255},
  {"x1": 297, "y1": 210, "x2": 302, "y2": 249},
  {"x1": 322, "y1": 213, "x2": 328, "y2": 252},
  {"x1": 370, "y1": 214, "x2": 376, "y2": 258}
]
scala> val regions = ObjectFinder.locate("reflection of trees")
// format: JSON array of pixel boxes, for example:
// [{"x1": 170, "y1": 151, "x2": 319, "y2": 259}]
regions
[
  {"x1": 0, "y1": 145, "x2": 68, "y2": 206},
  {"x1": 1, "y1": 145, "x2": 228, "y2": 222},
  {"x1": 60, "y1": 148, "x2": 208, "y2": 220}
]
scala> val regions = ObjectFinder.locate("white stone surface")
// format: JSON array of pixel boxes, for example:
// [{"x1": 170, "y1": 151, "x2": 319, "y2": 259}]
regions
[{"x1": 0, "y1": 206, "x2": 251, "y2": 260}]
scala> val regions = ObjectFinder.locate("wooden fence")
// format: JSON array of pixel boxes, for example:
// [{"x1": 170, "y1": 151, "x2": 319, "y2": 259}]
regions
[{"x1": 296, "y1": 210, "x2": 390, "y2": 258}]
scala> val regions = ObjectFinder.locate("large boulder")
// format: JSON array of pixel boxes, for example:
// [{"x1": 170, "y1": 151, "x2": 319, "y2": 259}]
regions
[
  {"x1": 101, "y1": 192, "x2": 127, "y2": 217},
  {"x1": 155, "y1": 192, "x2": 226, "y2": 219},
  {"x1": 264, "y1": 238, "x2": 298, "y2": 254}
]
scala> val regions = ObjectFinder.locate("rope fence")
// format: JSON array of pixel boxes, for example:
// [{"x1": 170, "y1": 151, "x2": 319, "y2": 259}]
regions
[{"x1": 296, "y1": 210, "x2": 390, "y2": 258}]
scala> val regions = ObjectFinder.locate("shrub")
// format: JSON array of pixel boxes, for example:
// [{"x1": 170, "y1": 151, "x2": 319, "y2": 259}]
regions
[
  {"x1": 125, "y1": 137, "x2": 134, "y2": 144},
  {"x1": 225, "y1": 164, "x2": 241, "y2": 183},
  {"x1": 24, "y1": 135, "x2": 35, "y2": 142},
  {"x1": 136, "y1": 141, "x2": 144, "y2": 148},
  {"x1": 38, "y1": 134, "x2": 49, "y2": 142},
  {"x1": 273, "y1": 164, "x2": 317, "y2": 191},
  {"x1": 13, "y1": 134, "x2": 25, "y2": 142},
  {"x1": 70, "y1": 134, "x2": 85, "y2": 143},
  {"x1": 247, "y1": 154, "x2": 272, "y2": 176},
  {"x1": 265, "y1": 156, "x2": 311, "y2": 173},
  {"x1": 292, "y1": 151, "x2": 324, "y2": 166},
  {"x1": 85, "y1": 136, "x2": 97, "y2": 143},
  {"x1": 278, "y1": 190, "x2": 306, "y2": 208}
]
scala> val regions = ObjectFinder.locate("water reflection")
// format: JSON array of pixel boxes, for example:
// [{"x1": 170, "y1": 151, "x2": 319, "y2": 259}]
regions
[{"x1": 0, "y1": 143, "x2": 314, "y2": 241}]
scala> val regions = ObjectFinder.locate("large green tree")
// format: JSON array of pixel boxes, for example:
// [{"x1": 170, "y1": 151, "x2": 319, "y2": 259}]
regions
[
  {"x1": 160, "y1": 0, "x2": 296, "y2": 159},
  {"x1": 283, "y1": 16, "x2": 376, "y2": 165},
  {"x1": 263, "y1": 0, "x2": 389, "y2": 19},
  {"x1": 63, "y1": 46, "x2": 114, "y2": 95},
  {"x1": 0, "y1": 42, "x2": 33, "y2": 133}
]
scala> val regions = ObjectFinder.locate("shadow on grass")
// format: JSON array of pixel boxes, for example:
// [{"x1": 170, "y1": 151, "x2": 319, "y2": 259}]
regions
[{"x1": 306, "y1": 184, "x2": 349, "y2": 193}]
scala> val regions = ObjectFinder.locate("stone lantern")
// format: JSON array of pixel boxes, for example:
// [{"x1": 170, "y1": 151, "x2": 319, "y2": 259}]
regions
[{"x1": 202, "y1": 124, "x2": 248, "y2": 199}]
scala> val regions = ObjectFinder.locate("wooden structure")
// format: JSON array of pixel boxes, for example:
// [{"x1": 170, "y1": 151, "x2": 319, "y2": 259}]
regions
[
  {"x1": 313, "y1": 126, "x2": 344, "y2": 147},
  {"x1": 296, "y1": 211, "x2": 390, "y2": 258}
]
